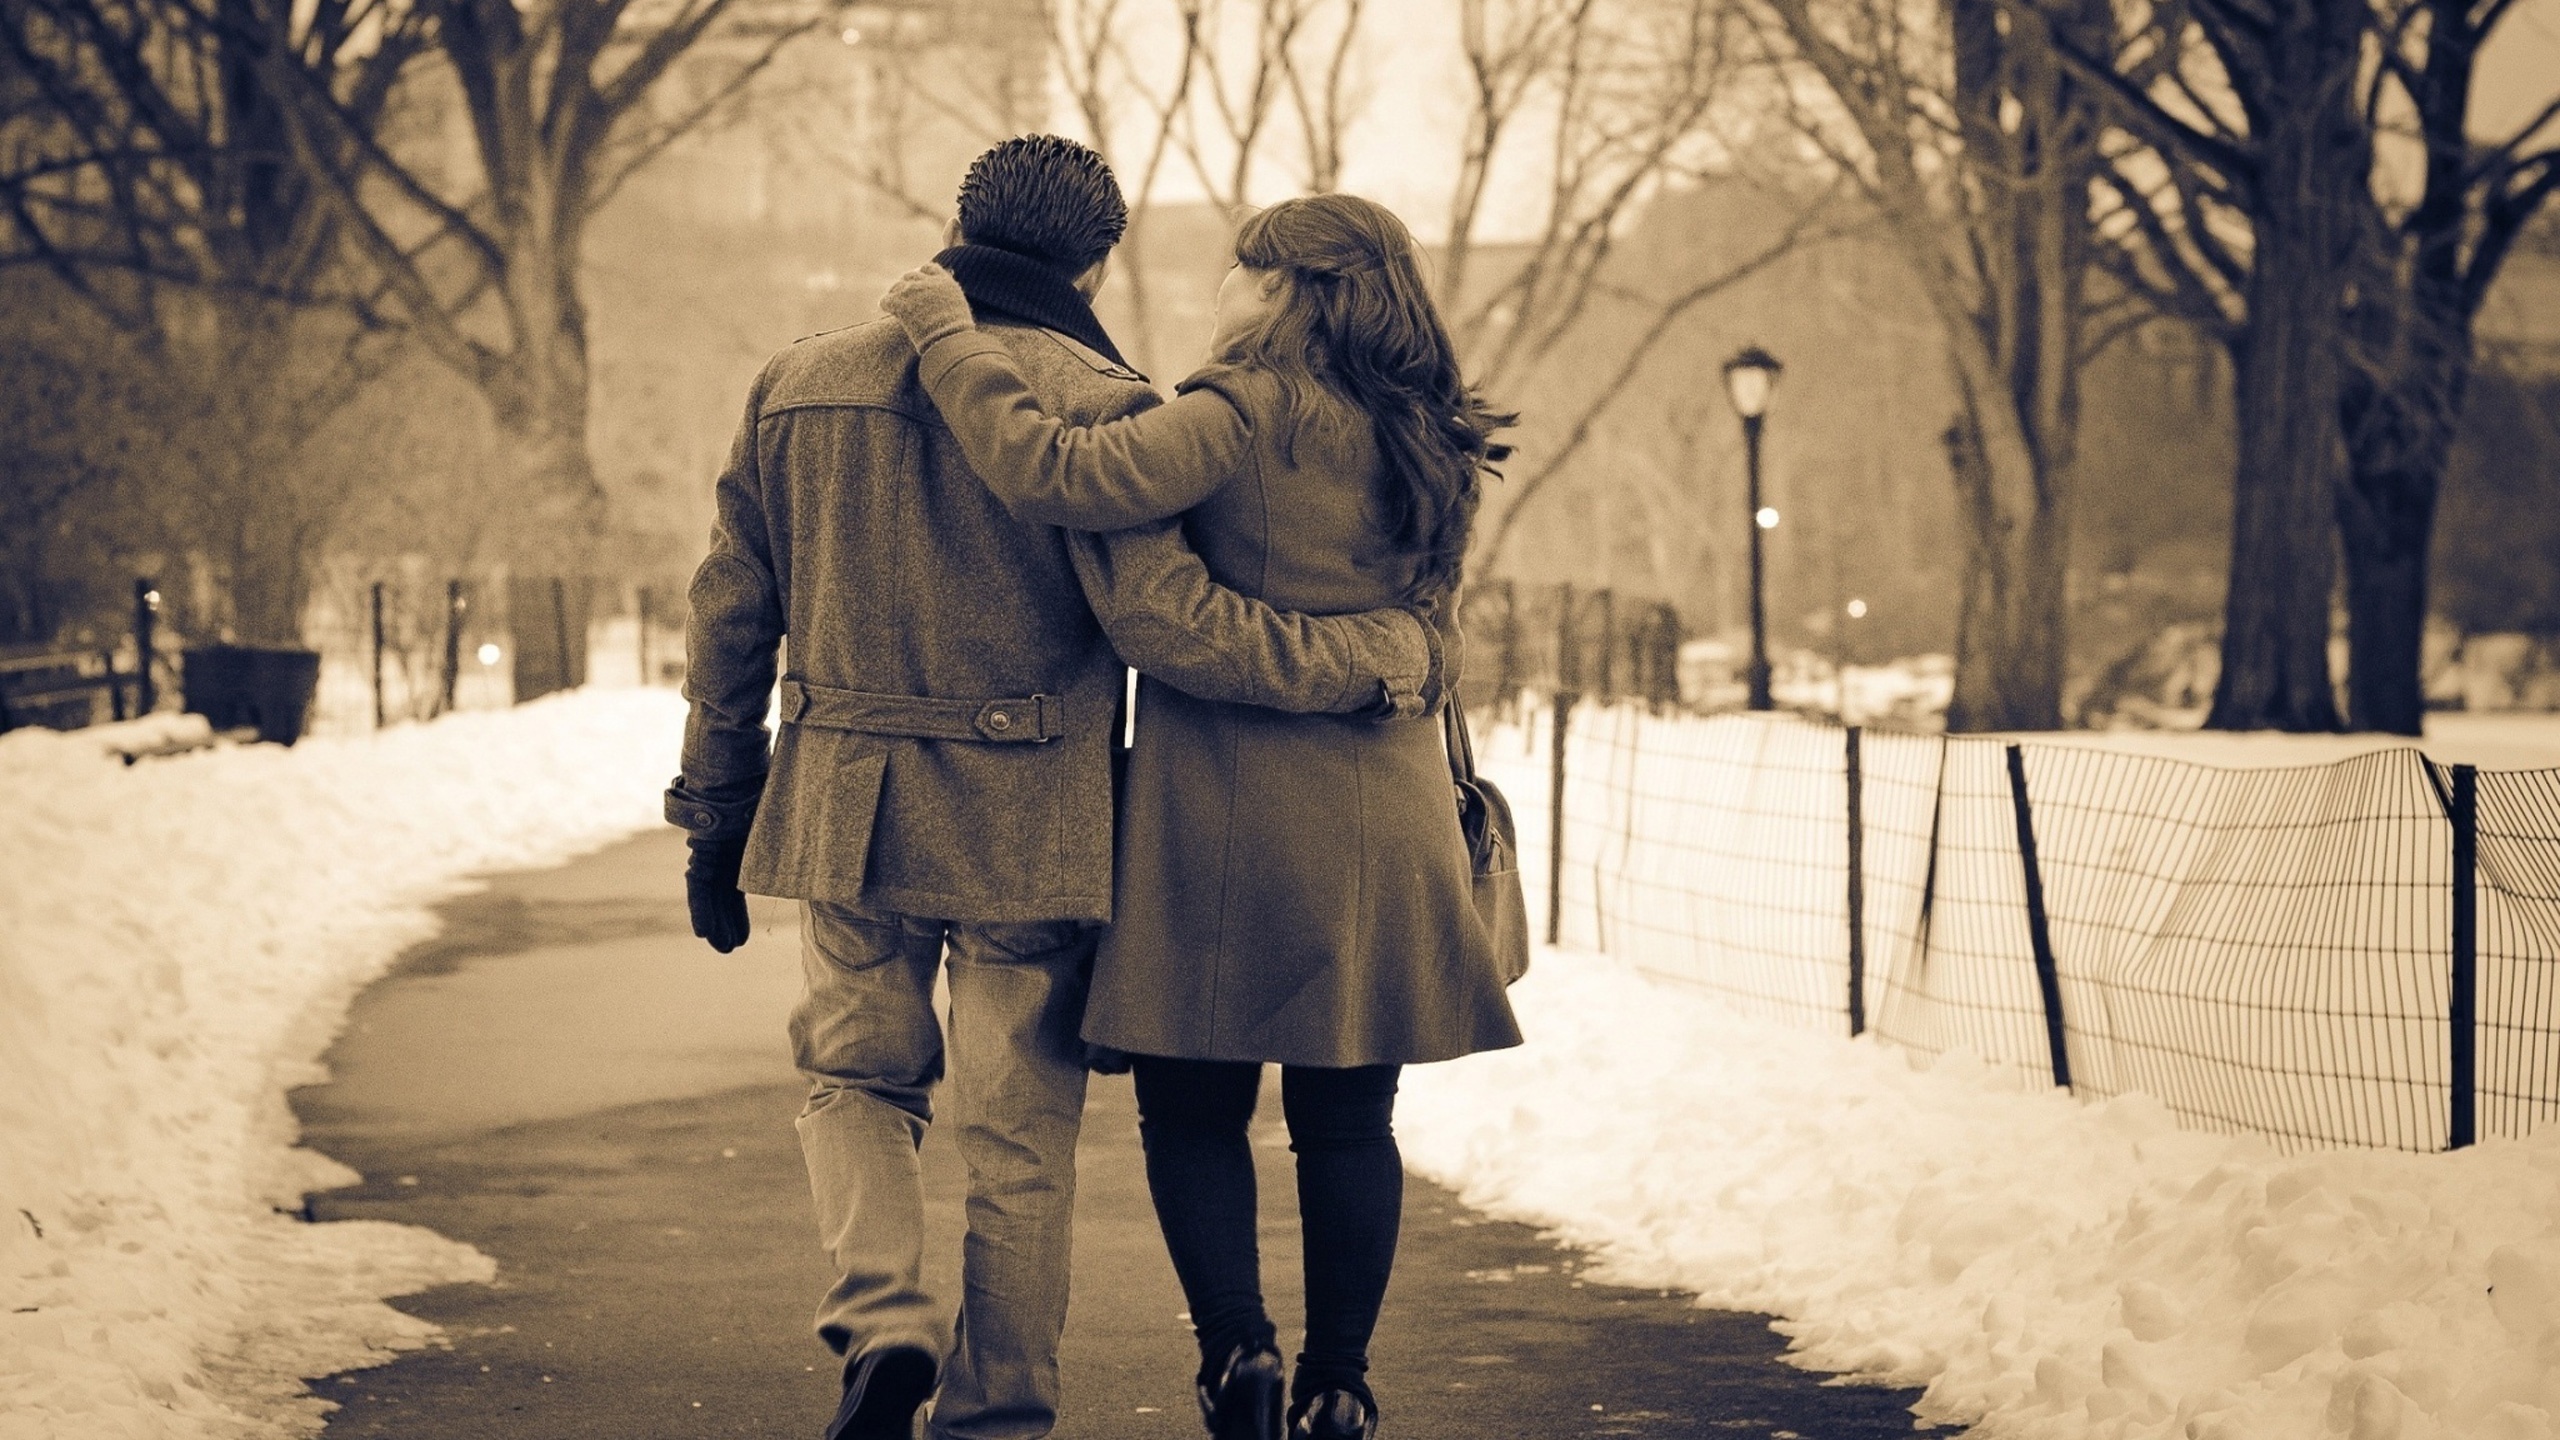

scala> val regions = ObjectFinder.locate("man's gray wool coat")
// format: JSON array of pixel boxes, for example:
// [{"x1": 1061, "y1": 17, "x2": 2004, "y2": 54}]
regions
[{"x1": 674, "y1": 316, "x2": 1437, "y2": 924}]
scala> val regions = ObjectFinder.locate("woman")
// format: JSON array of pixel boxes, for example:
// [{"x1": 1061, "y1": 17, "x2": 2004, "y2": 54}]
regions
[{"x1": 882, "y1": 193, "x2": 1521, "y2": 1440}]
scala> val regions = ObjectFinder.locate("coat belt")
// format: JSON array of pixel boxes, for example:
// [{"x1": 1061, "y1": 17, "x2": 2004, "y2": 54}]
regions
[{"x1": 777, "y1": 678, "x2": 1060, "y2": 743}]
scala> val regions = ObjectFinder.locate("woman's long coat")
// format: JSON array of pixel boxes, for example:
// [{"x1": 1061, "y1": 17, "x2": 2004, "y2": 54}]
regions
[{"x1": 916, "y1": 336, "x2": 1523, "y2": 1067}]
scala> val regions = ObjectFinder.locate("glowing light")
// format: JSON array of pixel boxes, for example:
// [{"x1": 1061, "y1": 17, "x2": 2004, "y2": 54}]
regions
[
  {"x1": 1722, "y1": 344, "x2": 1783, "y2": 419},
  {"x1": 1846, "y1": 598, "x2": 1868, "y2": 619},
  {"x1": 1755, "y1": 506, "x2": 1781, "y2": 530},
  {"x1": 143, "y1": 589, "x2": 162, "y2": 606},
  {"x1": 840, "y1": 25, "x2": 862, "y2": 43},
  {"x1": 476, "y1": 642, "x2": 502, "y2": 667}
]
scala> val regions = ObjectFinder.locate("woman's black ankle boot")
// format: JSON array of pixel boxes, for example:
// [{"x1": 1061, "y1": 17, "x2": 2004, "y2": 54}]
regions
[
  {"x1": 1286, "y1": 1385, "x2": 1378, "y2": 1440},
  {"x1": 1197, "y1": 1339, "x2": 1285, "y2": 1440}
]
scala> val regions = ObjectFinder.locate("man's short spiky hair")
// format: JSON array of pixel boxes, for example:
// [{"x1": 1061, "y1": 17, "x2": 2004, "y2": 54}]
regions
[{"x1": 955, "y1": 135, "x2": 1128, "y2": 273}]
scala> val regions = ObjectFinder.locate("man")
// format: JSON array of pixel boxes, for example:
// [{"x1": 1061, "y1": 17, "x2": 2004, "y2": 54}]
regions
[{"x1": 666, "y1": 135, "x2": 1438, "y2": 1440}]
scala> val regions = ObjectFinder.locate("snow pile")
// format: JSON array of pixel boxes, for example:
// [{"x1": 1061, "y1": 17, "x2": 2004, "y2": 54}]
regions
[
  {"x1": 0, "y1": 688, "x2": 687, "y2": 1439},
  {"x1": 1403, "y1": 956, "x2": 2560, "y2": 1440}
]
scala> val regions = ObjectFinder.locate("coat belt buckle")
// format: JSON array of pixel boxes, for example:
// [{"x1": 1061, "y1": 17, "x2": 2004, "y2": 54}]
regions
[{"x1": 974, "y1": 694, "x2": 1056, "y2": 742}]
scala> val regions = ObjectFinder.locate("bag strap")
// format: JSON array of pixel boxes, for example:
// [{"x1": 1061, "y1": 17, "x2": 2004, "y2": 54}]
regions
[{"x1": 1443, "y1": 699, "x2": 1480, "y2": 786}]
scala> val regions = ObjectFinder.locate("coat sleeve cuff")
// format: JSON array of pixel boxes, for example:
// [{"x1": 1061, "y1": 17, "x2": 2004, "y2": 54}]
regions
[
  {"x1": 1356, "y1": 606, "x2": 1440, "y2": 721},
  {"x1": 665, "y1": 775, "x2": 762, "y2": 841}
]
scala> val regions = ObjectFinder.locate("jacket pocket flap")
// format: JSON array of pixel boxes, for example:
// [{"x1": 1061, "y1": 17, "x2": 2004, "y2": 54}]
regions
[{"x1": 741, "y1": 729, "x2": 887, "y2": 903}]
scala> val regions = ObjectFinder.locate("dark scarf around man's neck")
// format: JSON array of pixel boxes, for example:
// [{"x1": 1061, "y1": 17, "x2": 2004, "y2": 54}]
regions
[{"x1": 934, "y1": 243, "x2": 1131, "y2": 369}]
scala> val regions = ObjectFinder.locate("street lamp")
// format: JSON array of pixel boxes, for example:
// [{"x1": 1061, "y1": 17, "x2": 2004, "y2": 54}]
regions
[{"x1": 1723, "y1": 344, "x2": 1783, "y2": 711}]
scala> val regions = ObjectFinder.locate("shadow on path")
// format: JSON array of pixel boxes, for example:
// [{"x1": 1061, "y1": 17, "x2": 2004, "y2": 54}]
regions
[{"x1": 294, "y1": 829, "x2": 1939, "y2": 1439}]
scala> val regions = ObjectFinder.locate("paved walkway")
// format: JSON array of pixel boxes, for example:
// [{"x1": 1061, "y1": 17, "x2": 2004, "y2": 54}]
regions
[{"x1": 292, "y1": 829, "x2": 1938, "y2": 1440}]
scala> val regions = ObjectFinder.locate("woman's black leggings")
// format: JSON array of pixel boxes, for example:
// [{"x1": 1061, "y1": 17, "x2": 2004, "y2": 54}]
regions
[{"x1": 1129, "y1": 1055, "x2": 1403, "y2": 1402}]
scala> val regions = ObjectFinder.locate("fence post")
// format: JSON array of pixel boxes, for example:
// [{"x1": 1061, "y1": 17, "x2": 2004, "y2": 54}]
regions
[
  {"x1": 370, "y1": 581, "x2": 387, "y2": 728},
  {"x1": 549, "y1": 576, "x2": 574, "y2": 696},
  {"x1": 132, "y1": 578, "x2": 158, "y2": 715},
  {"x1": 1494, "y1": 579, "x2": 1519, "y2": 717},
  {"x1": 2004, "y1": 743, "x2": 2072, "y2": 1090},
  {"x1": 440, "y1": 580, "x2": 465, "y2": 715},
  {"x1": 1554, "y1": 582, "x2": 1580, "y2": 693},
  {"x1": 1594, "y1": 588, "x2": 1616, "y2": 703},
  {"x1": 638, "y1": 586, "x2": 654, "y2": 686},
  {"x1": 1547, "y1": 688, "x2": 1577, "y2": 947},
  {"x1": 1846, "y1": 726, "x2": 1867, "y2": 1037},
  {"x1": 2450, "y1": 763, "x2": 2479, "y2": 1150}
]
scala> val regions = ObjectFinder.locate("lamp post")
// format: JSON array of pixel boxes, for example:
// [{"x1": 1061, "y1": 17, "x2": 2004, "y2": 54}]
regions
[{"x1": 1723, "y1": 344, "x2": 1783, "y2": 711}]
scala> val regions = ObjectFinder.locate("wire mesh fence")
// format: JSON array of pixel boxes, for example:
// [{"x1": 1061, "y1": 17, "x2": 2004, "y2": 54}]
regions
[{"x1": 1529, "y1": 695, "x2": 2560, "y2": 1154}]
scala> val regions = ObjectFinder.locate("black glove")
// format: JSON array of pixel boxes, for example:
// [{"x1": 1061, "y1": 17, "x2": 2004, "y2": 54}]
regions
[{"x1": 686, "y1": 835, "x2": 752, "y2": 953}]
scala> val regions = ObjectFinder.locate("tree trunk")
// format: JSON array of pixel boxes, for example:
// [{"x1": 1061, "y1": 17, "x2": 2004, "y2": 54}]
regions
[
  {"x1": 2203, "y1": 1, "x2": 2366, "y2": 733},
  {"x1": 487, "y1": 239, "x2": 608, "y2": 565},
  {"x1": 1942, "y1": 409, "x2": 2069, "y2": 731},
  {"x1": 2337, "y1": 335, "x2": 2466, "y2": 735},
  {"x1": 2337, "y1": 491, "x2": 2432, "y2": 735},
  {"x1": 2209, "y1": 291, "x2": 2346, "y2": 731},
  {"x1": 226, "y1": 529, "x2": 315, "y2": 644}
]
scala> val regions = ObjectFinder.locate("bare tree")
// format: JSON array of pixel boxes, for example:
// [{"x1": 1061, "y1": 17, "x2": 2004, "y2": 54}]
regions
[
  {"x1": 1448, "y1": 0, "x2": 1852, "y2": 586},
  {"x1": 1042, "y1": 0, "x2": 1366, "y2": 372},
  {"x1": 2060, "y1": 0, "x2": 2374, "y2": 731},
  {"x1": 1697, "y1": 0, "x2": 2116, "y2": 729},
  {"x1": 2067, "y1": 0, "x2": 2556, "y2": 733},
  {"x1": 1, "y1": 0, "x2": 430, "y2": 641},
  {"x1": 250, "y1": 0, "x2": 825, "y2": 562},
  {"x1": 2331, "y1": 0, "x2": 2560, "y2": 732},
  {"x1": 2, "y1": 0, "x2": 821, "y2": 626}
]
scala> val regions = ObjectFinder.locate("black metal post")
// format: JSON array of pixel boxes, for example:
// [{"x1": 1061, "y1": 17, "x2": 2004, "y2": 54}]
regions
[
  {"x1": 2450, "y1": 763, "x2": 2479, "y2": 1149},
  {"x1": 440, "y1": 580, "x2": 465, "y2": 715},
  {"x1": 370, "y1": 581, "x2": 387, "y2": 728},
  {"x1": 638, "y1": 587, "x2": 653, "y2": 686},
  {"x1": 1554, "y1": 582, "x2": 1580, "y2": 693},
  {"x1": 1743, "y1": 413, "x2": 1772, "y2": 711},
  {"x1": 2004, "y1": 743, "x2": 2071, "y2": 1089},
  {"x1": 1594, "y1": 588, "x2": 1616, "y2": 704},
  {"x1": 132, "y1": 578, "x2": 158, "y2": 715},
  {"x1": 550, "y1": 576, "x2": 573, "y2": 696},
  {"x1": 1496, "y1": 579, "x2": 1519, "y2": 717},
  {"x1": 1547, "y1": 689, "x2": 1577, "y2": 947},
  {"x1": 1846, "y1": 726, "x2": 1867, "y2": 1037}
]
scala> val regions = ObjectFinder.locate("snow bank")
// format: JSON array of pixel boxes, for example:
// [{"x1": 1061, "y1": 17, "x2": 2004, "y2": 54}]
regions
[
  {"x1": 1405, "y1": 948, "x2": 2560, "y2": 1440},
  {"x1": 0, "y1": 689, "x2": 687, "y2": 1438}
]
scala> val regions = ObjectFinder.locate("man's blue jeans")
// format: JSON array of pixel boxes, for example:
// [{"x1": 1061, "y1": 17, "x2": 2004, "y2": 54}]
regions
[{"x1": 791, "y1": 899, "x2": 1095, "y2": 1440}]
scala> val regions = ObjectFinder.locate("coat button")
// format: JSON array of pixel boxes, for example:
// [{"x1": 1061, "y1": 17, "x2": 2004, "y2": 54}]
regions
[{"x1": 988, "y1": 711, "x2": 1012, "y2": 731}]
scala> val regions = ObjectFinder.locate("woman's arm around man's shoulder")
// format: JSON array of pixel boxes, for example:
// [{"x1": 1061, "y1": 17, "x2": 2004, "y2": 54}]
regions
[{"x1": 880, "y1": 263, "x2": 1246, "y2": 530}]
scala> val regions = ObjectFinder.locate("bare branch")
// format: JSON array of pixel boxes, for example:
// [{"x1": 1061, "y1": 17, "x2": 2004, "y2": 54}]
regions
[
  {"x1": 1474, "y1": 189, "x2": 1859, "y2": 568},
  {"x1": 588, "y1": 10, "x2": 818, "y2": 212}
]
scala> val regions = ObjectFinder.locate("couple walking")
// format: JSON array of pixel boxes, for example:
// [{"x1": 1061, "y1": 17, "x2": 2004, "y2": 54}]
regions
[{"x1": 667, "y1": 135, "x2": 1521, "y2": 1440}]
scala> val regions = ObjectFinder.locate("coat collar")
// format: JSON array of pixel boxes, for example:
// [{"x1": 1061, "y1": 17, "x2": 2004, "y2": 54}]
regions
[{"x1": 935, "y1": 242, "x2": 1130, "y2": 369}]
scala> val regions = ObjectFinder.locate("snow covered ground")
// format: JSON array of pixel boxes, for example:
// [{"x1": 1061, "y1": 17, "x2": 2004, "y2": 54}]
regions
[
  {"x1": 0, "y1": 689, "x2": 686, "y2": 1439},
  {"x1": 1401, "y1": 710, "x2": 2560, "y2": 1440},
  {"x1": 1401, "y1": 953, "x2": 2560, "y2": 1440}
]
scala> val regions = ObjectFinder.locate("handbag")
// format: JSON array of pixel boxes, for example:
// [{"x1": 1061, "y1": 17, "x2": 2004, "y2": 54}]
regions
[{"x1": 1446, "y1": 701, "x2": 1532, "y2": 986}]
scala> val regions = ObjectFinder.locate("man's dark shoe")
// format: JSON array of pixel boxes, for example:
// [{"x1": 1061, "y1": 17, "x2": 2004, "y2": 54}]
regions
[
  {"x1": 1287, "y1": 1388, "x2": 1379, "y2": 1439},
  {"x1": 1196, "y1": 1341, "x2": 1285, "y2": 1440},
  {"x1": 824, "y1": 1345, "x2": 936, "y2": 1440}
]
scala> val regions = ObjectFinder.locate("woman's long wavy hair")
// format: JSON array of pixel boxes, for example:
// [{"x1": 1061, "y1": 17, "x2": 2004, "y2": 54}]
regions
[{"x1": 1217, "y1": 194, "x2": 1513, "y2": 602}]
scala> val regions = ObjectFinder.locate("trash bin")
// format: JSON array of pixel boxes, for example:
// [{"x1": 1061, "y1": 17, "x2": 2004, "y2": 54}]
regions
[{"x1": 183, "y1": 644, "x2": 322, "y2": 745}]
